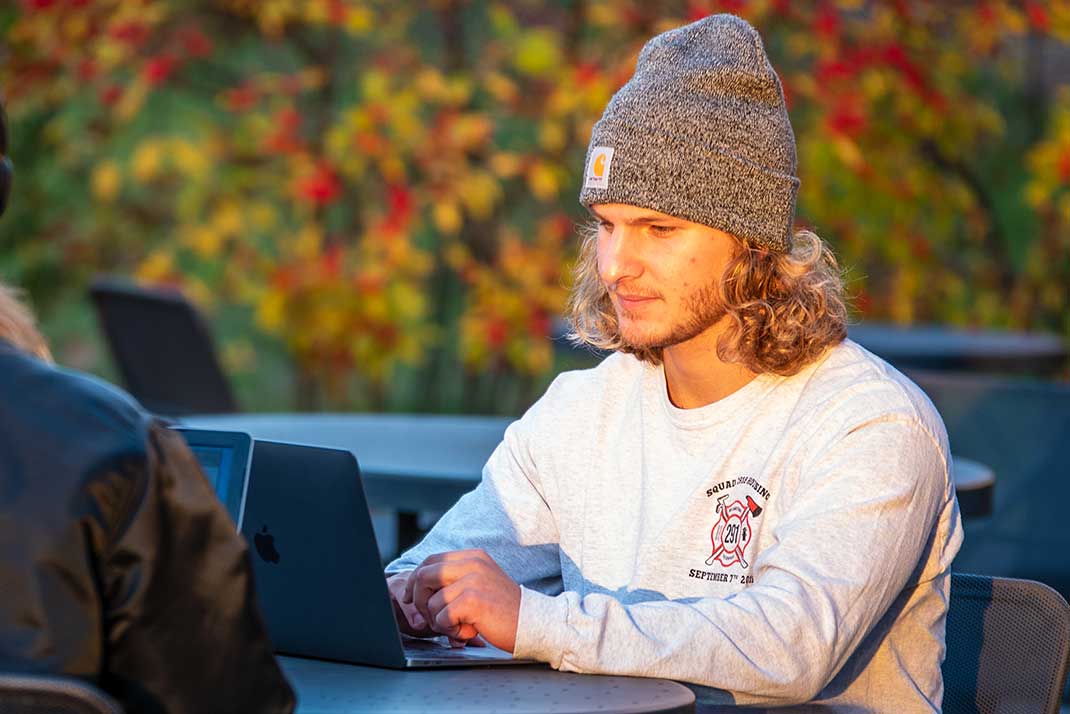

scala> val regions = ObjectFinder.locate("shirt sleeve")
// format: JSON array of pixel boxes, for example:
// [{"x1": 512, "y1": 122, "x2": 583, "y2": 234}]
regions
[
  {"x1": 513, "y1": 416, "x2": 951, "y2": 706},
  {"x1": 385, "y1": 410, "x2": 564, "y2": 596},
  {"x1": 100, "y1": 422, "x2": 296, "y2": 714}
]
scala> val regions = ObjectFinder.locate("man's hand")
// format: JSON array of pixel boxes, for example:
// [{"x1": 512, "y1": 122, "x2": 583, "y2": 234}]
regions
[
  {"x1": 403, "y1": 549, "x2": 521, "y2": 653},
  {"x1": 387, "y1": 570, "x2": 437, "y2": 638}
]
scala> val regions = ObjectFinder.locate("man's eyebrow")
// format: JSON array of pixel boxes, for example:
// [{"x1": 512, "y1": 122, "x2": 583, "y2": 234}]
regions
[{"x1": 590, "y1": 209, "x2": 680, "y2": 226}]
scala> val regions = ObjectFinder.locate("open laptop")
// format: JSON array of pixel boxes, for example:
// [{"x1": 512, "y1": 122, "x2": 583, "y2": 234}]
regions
[
  {"x1": 175, "y1": 427, "x2": 253, "y2": 529},
  {"x1": 177, "y1": 431, "x2": 529, "y2": 668}
]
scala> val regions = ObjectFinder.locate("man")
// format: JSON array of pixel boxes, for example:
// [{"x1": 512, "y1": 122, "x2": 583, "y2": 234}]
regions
[
  {"x1": 386, "y1": 13, "x2": 961, "y2": 711},
  {"x1": 0, "y1": 104, "x2": 295, "y2": 713}
]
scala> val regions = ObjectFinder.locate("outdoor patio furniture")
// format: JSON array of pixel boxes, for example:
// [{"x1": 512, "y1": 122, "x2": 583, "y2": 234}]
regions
[
  {"x1": 942, "y1": 573, "x2": 1070, "y2": 714},
  {"x1": 0, "y1": 673, "x2": 122, "y2": 714},
  {"x1": 89, "y1": 277, "x2": 238, "y2": 417}
]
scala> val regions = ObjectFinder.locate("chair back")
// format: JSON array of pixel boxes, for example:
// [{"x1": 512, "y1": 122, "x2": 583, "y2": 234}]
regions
[
  {"x1": 0, "y1": 673, "x2": 122, "y2": 714},
  {"x1": 943, "y1": 573, "x2": 1070, "y2": 714},
  {"x1": 89, "y1": 277, "x2": 237, "y2": 417}
]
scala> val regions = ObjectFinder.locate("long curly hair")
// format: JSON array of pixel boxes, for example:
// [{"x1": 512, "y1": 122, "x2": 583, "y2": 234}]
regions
[
  {"x1": 0, "y1": 282, "x2": 53, "y2": 362},
  {"x1": 565, "y1": 223, "x2": 848, "y2": 376}
]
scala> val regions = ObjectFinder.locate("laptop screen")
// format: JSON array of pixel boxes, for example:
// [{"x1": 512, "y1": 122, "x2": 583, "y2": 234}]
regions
[{"x1": 173, "y1": 428, "x2": 253, "y2": 529}]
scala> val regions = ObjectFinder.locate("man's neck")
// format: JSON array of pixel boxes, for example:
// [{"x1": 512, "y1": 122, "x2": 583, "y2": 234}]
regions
[{"x1": 660, "y1": 329, "x2": 758, "y2": 409}]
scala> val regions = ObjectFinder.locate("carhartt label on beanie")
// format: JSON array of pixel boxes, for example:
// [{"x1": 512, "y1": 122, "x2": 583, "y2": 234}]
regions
[
  {"x1": 584, "y1": 147, "x2": 615, "y2": 190},
  {"x1": 578, "y1": 14, "x2": 799, "y2": 251}
]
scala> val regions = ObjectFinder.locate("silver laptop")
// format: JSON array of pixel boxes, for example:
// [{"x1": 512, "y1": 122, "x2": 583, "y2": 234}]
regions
[{"x1": 226, "y1": 437, "x2": 532, "y2": 668}]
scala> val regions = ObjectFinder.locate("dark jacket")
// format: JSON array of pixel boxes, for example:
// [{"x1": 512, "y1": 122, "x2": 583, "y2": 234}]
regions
[{"x1": 0, "y1": 341, "x2": 295, "y2": 713}]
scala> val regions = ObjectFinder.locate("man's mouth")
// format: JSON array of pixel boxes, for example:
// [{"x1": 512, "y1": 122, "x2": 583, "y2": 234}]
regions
[{"x1": 614, "y1": 293, "x2": 658, "y2": 310}]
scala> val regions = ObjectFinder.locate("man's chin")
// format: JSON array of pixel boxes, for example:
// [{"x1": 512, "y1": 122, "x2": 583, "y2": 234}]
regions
[{"x1": 619, "y1": 329, "x2": 671, "y2": 353}]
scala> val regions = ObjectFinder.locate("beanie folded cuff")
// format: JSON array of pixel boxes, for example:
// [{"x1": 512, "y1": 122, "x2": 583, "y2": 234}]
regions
[{"x1": 579, "y1": 119, "x2": 799, "y2": 252}]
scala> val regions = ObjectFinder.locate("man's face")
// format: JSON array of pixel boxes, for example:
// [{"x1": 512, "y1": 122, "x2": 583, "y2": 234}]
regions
[{"x1": 593, "y1": 203, "x2": 740, "y2": 353}]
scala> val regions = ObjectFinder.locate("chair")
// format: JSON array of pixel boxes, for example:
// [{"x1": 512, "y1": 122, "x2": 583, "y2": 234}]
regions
[
  {"x1": 908, "y1": 370, "x2": 1070, "y2": 601},
  {"x1": 0, "y1": 673, "x2": 122, "y2": 713},
  {"x1": 89, "y1": 277, "x2": 238, "y2": 417},
  {"x1": 942, "y1": 573, "x2": 1070, "y2": 714}
]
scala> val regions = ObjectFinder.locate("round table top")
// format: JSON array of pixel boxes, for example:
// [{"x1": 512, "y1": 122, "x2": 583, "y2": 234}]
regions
[{"x1": 278, "y1": 656, "x2": 695, "y2": 714}]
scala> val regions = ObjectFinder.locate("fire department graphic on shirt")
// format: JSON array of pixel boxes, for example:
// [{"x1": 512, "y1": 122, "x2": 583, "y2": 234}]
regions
[{"x1": 688, "y1": 476, "x2": 771, "y2": 586}]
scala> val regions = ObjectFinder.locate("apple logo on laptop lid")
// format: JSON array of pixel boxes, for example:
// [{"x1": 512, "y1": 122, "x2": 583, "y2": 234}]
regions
[{"x1": 254, "y1": 525, "x2": 281, "y2": 564}]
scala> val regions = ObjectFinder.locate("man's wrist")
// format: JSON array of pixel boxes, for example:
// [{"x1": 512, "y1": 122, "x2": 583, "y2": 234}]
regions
[{"x1": 513, "y1": 586, "x2": 570, "y2": 667}]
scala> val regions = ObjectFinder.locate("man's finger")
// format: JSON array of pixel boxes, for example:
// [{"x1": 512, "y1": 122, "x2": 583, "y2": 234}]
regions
[{"x1": 425, "y1": 578, "x2": 481, "y2": 641}]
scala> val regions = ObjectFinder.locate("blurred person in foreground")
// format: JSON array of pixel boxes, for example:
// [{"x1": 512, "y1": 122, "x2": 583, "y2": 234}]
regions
[
  {"x1": 386, "y1": 14, "x2": 962, "y2": 711},
  {"x1": 0, "y1": 105, "x2": 295, "y2": 714}
]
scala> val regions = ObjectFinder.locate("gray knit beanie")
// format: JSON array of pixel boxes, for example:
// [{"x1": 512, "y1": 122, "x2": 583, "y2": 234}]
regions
[{"x1": 578, "y1": 14, "x2": 799, "y2": 252}]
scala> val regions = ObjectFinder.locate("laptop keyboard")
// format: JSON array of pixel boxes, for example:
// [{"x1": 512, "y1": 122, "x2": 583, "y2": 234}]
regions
[{"x1": 402, "y1": 636, "x2": 512, "y2": 659}]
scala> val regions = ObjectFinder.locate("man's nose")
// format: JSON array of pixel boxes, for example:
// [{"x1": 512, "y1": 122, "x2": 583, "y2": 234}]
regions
[{"x1": 598, "y1": 227, "x2": 643, "y2": 286}]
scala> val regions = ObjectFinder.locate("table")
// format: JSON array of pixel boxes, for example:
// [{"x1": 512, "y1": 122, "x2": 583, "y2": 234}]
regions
[
  {"x1": 279, "y1": 655, "x2": 695, "y2": 714},
  {"x1": 952, "y1": 456, "x2": 994, "y2": 519},
  {"x1": 847, "y1": 323, "x2": 1068, "y2": 377},
  {"x1": 181, "y1": 412, "x2": 992, "y2": 515},
  {"x1": 179, "y1": 413, "x2": 511, "y2": 513}
]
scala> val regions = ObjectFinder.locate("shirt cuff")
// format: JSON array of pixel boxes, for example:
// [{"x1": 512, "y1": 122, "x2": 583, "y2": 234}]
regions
[{"x1": 513, "y1": 586, "x2": 570, "y2": 667}]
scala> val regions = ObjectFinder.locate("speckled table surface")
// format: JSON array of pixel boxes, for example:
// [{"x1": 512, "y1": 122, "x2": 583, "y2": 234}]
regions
[{"x1": 279, "y1": 655, "x2": 696, "y2": 714}]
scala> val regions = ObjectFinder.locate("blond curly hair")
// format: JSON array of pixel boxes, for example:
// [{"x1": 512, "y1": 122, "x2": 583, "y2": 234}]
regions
[
  {"x1": 0, "y1": 282, "x2": 53, "y2": 362},
  {"x1": 565, "y1": 224, "x2": 848, "y2": 376}
]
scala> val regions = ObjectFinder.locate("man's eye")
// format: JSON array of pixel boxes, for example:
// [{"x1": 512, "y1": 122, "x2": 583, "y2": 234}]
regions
[
  {"x1": 650, "y1": 225, "x2": 675, "y2": 235},
  {"x1": 599, "y1": 221, "x2": 614, "y2": 231}
]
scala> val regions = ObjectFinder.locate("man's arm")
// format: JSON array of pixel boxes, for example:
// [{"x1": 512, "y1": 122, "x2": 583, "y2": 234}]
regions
[
  {"x1": 415, "y1": 417, "x2": 955, "y2": 705},
  {"x1": 384, "y1": 413, "x2": 565, "y2": 642}
]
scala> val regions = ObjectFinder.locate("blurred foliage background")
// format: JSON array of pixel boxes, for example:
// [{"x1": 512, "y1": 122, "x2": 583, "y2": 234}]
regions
[{"x1": 1, "y1": 0, "x2": 1067, "y2": 414}]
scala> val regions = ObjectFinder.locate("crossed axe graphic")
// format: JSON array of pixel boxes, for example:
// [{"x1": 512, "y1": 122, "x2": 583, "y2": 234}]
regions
[{"x1": 705, "y1": 494, "x2": 763, "y2": 568}]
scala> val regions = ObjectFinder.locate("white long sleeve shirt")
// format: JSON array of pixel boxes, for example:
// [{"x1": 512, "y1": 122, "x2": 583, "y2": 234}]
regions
[{"x1": 388, "y1": 340, "x2": 963, "y2": 712}]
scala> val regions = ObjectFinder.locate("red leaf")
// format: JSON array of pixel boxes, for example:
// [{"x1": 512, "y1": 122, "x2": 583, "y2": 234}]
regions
[
  {"x1": 487, "y1": 318, "x2": 508, "y2": 349},
  {"x1": 295, "y1": 164, "x2": 343, "y2": 207},
  {"x1": 224, "y1": 85, "x2": 258, "y2": 113},
  {"x1": 99, "y1": 85, "x2": 122, "y2": 106},
  {"x1": 76, "y1": 58, "x2": 97, "y2": 82},
  {"x1": 179, "y1": 27, "x2": 214, "y2": 59},
  {"x1": 143, "y1": 55, "x2": 179, "y2": 86},
  {"x1": 1058, "y1": 148, "x2": 1070, "y2": 185},
  {"x1": 1025, "y1": 2, "x2": 1050, "y2": 32},
  {"x1": 527, "y1": 311, "x2": 550, "y2": 338},
  {"x1": 814, "y1": 4, "x2": 840, "y2": 39},
  {"x1": 111, "y1": 21, "x2": 150, "y2": 46}
]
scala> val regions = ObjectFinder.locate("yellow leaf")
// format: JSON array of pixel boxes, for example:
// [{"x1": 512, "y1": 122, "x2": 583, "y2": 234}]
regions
[
  {"x1": 136, "y1": 251, "x2": 174, "y2": 282},
  {"x1": 528, "y1": 161, "x2": 559, "y2": 201},
  {"x1": 513, "y1": 29, "x2": 562, "y2": 78},
  {"x1": 362, "y1": 69, "x2": 390, "y2": 102},
  {"x1": 256, "y1": 290, "x2": 287, "y2": 332},
  {"x1": 293, "y1": 225, "x2": 323, "y2": 260},
  {"x1": 250, "y1": 202, "x2": 278, "y2": 231},
  {"x1": 132, "y1": 140, "x2": 164, "y2": 182},
  {"x1": 490, "y1": 152, "x2": 521, "y2": 178},
  {"x1": 171, "y1": 139, "x2": 208, "y2": 178},
  {"x1": 458, "y1": 171, "x2": 501, "y2": 219},
  {"x1": 188, "y1": 225, "x2": 224, "y2": 259},
  {"x1": 364, "y1": 293, "x2": 389, "y2": 322},
  {"x1": 432, "y1": 201, "x2": 463, "y2": 234},
  {"x1": 345, "y1": 5, "x2": 373, "y2": 34},
  {"x1": 91, "y1": 161, "x2": 122, "y2": 202},
  {"x1": 115, "y1": 81, "x2": 148, "y2": 122},
  {"x1": 538, "y1": 121, "x2": 567, "y2": 153},
  {"x1": 212, "y1": 201, "x2": 244, "y2": 237}
]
